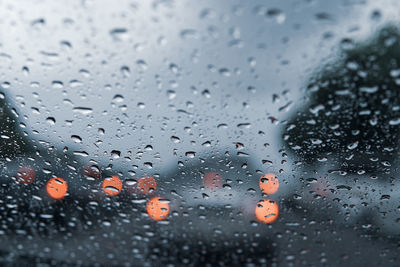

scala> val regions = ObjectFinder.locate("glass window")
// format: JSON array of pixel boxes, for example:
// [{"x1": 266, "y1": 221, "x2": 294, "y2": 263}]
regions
[{"x1": 0, "y1": 0, "x2": 399, "y2": 265}]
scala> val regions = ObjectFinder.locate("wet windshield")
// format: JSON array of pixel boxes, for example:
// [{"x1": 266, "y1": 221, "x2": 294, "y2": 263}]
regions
[{"x1": 0, "y1": 0, "x2": 400, "y2": 265}]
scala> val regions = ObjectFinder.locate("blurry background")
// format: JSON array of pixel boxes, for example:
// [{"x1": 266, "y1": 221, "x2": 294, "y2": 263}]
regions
[{"x1": 1, "y1": 0, "x2": 400, "y2": 266}]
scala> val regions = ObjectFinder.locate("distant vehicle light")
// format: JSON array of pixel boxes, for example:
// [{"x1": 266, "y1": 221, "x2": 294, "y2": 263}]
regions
[
  {"x1": 203, "y1": 172, "x2": 223, "y2": 190},
  {"x1": 46, "y1": 177, "x2": 68, "y2": 200},
  {"x1": 255, "y1": 199, "x2": 279, "y2": 224},
  {"x1": 102, "y1": 175, "x2": 123, "y2": 196},
  {"x1": 16, "y1": 166, "x2": 35, "y2": 184},
  {"x1": 83, "y1": 163, "x2": 102, "y2": 179},
  {"x1": 259, "y1": 173, "x2": 279, "y2": 195},
  {"x1": 137, "y1": 176, "x2": 157, "y2": 194},
  {"x1": 146, "y1": 197, "x2": 170, "y2": 221}
]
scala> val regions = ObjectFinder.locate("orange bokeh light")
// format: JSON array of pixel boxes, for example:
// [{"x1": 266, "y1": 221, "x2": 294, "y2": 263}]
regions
[
  {"x1": 46, "y1": 177, "x2": 68, "y2": 200},
  {"x1": 83, "y1": 163, "x2": 101, "y2": 179},
  {"x1": 259, "y1": 173, "x2": 279, "y2": 195},
  {"x1": 16, "y1": 166, "x2": 36, "y2": 184},
  {"x1": 255, "y1": 199, "x2": 279, "y2": 224},
  {"x1": 203, "y1": 172, "x2": 223, "y2": 190},
  {"x1": 312, "y1": 177, "x2": 332, "y2": 197},
  {"x1": 146, "y1": 197, "x2": 170, "y2": 221},
  {"x1": 102, "y1": 175, "x2": 123, "y2": 196},
  {"x1": 137, "y1": 176, "x2": 157, "y2": 194}
]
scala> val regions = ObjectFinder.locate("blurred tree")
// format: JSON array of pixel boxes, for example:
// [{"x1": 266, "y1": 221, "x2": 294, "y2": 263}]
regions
[
  {"x1": 283, "y1": 25, "x2": 400, "y2": 174},
  {"x1": 0, "y1": 89, "x2": 32, "y2": 158}
]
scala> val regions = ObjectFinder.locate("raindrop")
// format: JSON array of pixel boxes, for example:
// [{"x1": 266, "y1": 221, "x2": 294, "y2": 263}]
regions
[
  {"x1": 167, "y1": 90, "x2": 176, "y2": 100},
  {"x1": 144, "y1": 162, "x2": 153, "y2": 169},
  {"x1": 71, "y1": 135, "x2": 82, "y2": 143},
  {"x1": 110, "y1": 28, "x2": 129, "y2": 41},
  {"x1": 120, "y1": 66, "x2": 131, "y2": 77},
  {"x1": 170, "y1": 136, "x2": 180, "y2": 143},
  {"x1": 389, "y1": 118, "x2": 400, "y2": 125},
  {"x1": 347, "y1": 141, "x2": 359, "y2": 150},
  {"x1": 73, "y1": 107, "x2": 93, "y2": 115},
  {"x1": 113, "y1": 94, "x2": 124, "y2": 103},
  {"x1": 185, "y1": 151, "x2": 196, "y2": 158},
  {"x1": 266, "y1": 8, "x2": 286, "y2": 24},
  {"x1": 237, "y1": 123, "x2": 251, "y2": 129},
  {"x1": 46, "y1": 117, "x2": 56, "y2": 125},
  {"x1": 219, "y1": 68, "x2": 231, "y2": 77},
  {"x1": 136, "y1": 60, "x2": 148, "y2": 70},
  {"x1": 111, "y1": 150, "x2": 121, "y2": 159},
  {"x1": 180, "y1": 29, "x2": 198, "y2": 39}
]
